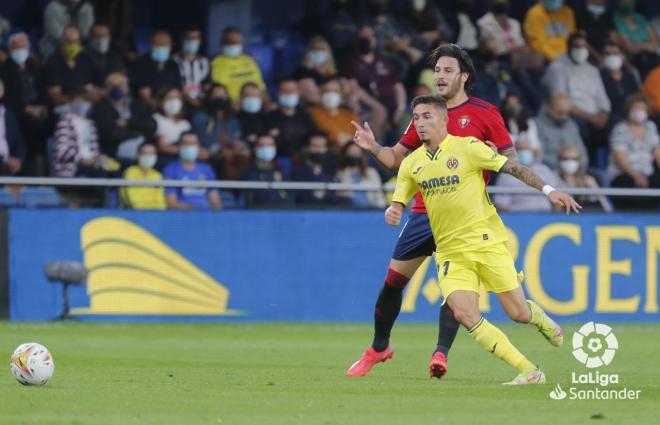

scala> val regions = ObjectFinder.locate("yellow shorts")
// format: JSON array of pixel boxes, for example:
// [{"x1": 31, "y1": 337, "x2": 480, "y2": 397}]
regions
[{"x1": 435, "y1": 243, "x2": 520, "y2": 302}]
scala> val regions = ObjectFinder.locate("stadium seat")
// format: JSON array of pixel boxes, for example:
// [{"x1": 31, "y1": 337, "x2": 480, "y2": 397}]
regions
[
  {"x1": 18, "y1": 187, "x2": 63, "y2": 208},
  {"x1": 249, "y1": 43, "x2": 275, "y2": 86},
  {"x1": 0, "y1": 188, "x2": 16, "y2": 207}
]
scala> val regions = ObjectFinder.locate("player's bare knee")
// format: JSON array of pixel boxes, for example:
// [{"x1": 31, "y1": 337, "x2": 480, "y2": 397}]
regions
[{"x1": 451, "y1": 306, "x2": 480, "y2": 328}]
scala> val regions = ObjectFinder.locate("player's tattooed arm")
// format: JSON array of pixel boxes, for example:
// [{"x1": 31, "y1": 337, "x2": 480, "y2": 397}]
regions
[
  {"x1": 499, "y1": 146, "x2": 517, "y2": 160},
  {"x1": 499, "y1": 159, "x2": 545, "y2": 191}
]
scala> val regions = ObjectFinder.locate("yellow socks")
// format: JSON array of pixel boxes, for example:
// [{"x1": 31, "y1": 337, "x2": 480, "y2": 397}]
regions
[
  {"x1": 468, "y1": 317, "x2": 535, "y2": 373},
  {"x1": 526, "y1": 300, "x2": 546, "y2": 328}
]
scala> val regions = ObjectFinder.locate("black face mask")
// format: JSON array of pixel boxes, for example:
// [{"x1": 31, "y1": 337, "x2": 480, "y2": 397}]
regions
[
  {"x1": 345, "y1": 157, "x2": 361, "y2": 167},
  {"x1": 492, "y1": 3, "x2": 509, "y2": 15},
  {"x1": 308, "y1": 152, "x2": 327, "y2": 164},
  {"x1": 358, "y1": 37, "x2": 373, "y2": 55},
  {"x1": 210, "y1": 98, "x2": 230, "y2": 111}
]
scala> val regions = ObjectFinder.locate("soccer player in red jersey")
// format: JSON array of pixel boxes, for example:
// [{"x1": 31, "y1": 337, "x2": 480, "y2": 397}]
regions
[{"x1": 347, "y1": 44, "x2": 518, "y2": 378}]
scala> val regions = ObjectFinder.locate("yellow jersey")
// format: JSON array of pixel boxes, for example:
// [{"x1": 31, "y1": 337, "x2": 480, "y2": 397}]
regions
[
  {"x1": 121, "y1": 166, "x2": 167, "y2": 210},
  {"x1": 392, "y1": 135, "x2": 509, "y2": 255},
  {"x1": 210, "y1": 54, "x2": 266, "y2": 101}
]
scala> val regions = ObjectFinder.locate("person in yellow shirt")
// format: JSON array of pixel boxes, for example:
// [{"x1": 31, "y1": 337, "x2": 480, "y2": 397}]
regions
[
  {"x1": 388, "y1": 95, "x2": 581, "y2": 384},
  {"x1": 524, "y1": 0, "x2": 576, "y2": 62},
  {"x1": 210, "y1": 27, "x2": 266, "y2": 102},
  {"x1": 121, "y1": 142, "x2": 166, "y2": 209}
]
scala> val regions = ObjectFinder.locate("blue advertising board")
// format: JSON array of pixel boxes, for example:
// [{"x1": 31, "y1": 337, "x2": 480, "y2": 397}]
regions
[{"x1": 8, "y1": 209, "x2": 660, "y2": 322}]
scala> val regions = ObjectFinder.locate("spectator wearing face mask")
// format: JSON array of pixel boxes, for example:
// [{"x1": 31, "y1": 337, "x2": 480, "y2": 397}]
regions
[
  {"x1": 535, "y1": 93, "x2": 589, "y2": 169},
  {"x1": 402, "y1": 0, "x2": 454, "y2": 52},
  {"x1": 237, "y1": 82, "x2": 269, "y2": 145},
  {"x1": 130, "y1": 31, "x2": 182, "y2": 110},
  {"x1": 173, "y1": 26, "x2": 209, "y2": 108},
  {"x1": 311, "y1": 79, "x2": 360, "y2": 149},
  {"x1": 0, "y1": 80, "x2": 26, "y2": 176},
  {"x1": 267, "y1": 79, "x2": 316, "y2": 159},
  {"x1": 335, "y1": 142, "x2": 385, "y2": 208},
  {"x1": 557, "y1": 145, "x2": 610, "y2": 211},
  {"x1": 501, "y1": 93, "x2": 542, "y2": 155},
  {"x1": 294, "y1": 36, "x2": 337, "y2": 85},
  {"x1": 242, "y1": 134, "x2": 291, "y2": 207},
  {"x1": 608, "y1": 93, "x2": 660, "y2": 209},
  {"x1": 191, "y1": 83, "x2": 241, "y2": 157},
  {"x1": 477, "y1": 0, "x2": 525, "y2": 57},
  {"x1": 291, "y1": 132, "x2": 339, "y2": 206},
  {"x1": 524, "y1": 0, "x2": 576, "y2": 62},
  {"x1": 52, "y1": 90, "x2": 119, "y2": 178},
  {"x1": 120, "y1": 142, "x2": 166, "y2": 209},
  {"x1": 575, "y1": 0, "x2": 617, "y2": 61},
  {"x1": 210, "y1": 26, "x2": 266, "y2": 103},
  {"x1": 542, "y1": 31, "x2": 611, "y2": 165},
  {"x1": 89, "y1": 72, "x2": 156, "y2": 162},
  {"x1": 152, "y1": 87, "x2": 194, "y2": 161},
  {"x1": 1, "y1": 32, "x2": 50, "y2": 176},
  {"x1": 600, "y1": 41, "x2": 641, "y2": 124},
  {"x1": 45, "y1": 26, "x2": 99, "y2": 107},
  {"x1": 40, "y1": 0, "x2": 95, "y2": 59},
  {"x1": 86, "y1": 22, "x2": 124, "y2": 83},
  {"x1": 494, "y1": 140, "x2": 562, "y2": 212},
  {"x1": 163, "y1": 131, "x2": 222, "y2": 210}
]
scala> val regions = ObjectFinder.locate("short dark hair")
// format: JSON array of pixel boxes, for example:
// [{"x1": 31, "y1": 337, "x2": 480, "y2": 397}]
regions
[
  {"x1": 567, "y1": 30, "x2": 587, "y2": 49},
  {"x1": 411, "y1": 95, "x2": 448, "y2": 112},
  {"x1": 624, "y1": 93, "x2": 649, "y2": 115},
  {"x1": 222, "y1": 26, "x2": 241, "y2": 42},
  {"x1": 137, "y1": 142, "x2": 156, "y2": 153},
  {"x1": 240, "y1": 82, "x2": 260, "y2": 97},
  {"x1": 428, "y1": 44, "x2": 476, "y2": 91},
  {"x1": 179, "y1": 130, "x2": 199, "y2": 144}
]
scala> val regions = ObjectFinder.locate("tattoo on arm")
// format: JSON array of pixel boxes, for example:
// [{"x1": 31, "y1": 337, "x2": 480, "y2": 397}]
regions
[
  {"x1": 499, "y1": 146, "x2": 517, "y2": 160},
  {"x1": 500, "y1": 159, "x2": 546, "y2": 191}
]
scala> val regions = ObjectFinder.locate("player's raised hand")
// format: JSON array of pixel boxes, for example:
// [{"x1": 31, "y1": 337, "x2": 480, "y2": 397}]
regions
[
  {"x1": 549, "y1": 191, "x2": 582, "y2": 214},
  {"x1": 385, "y1": 203, "x2": 403, "y2": 226},
  {"x1": 350, "y1": 120, "x2": 377, "y2": 151}
]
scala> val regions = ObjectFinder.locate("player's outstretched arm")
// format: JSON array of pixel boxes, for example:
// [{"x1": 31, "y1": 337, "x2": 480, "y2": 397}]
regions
[
  {"x1": 385, "y1": 202, "x2": 404, "y2": 226},
  {"x1": 500, "y1": 160, "x2": 582, "y2": 214},
  {"x1": 350, "y1": 121, "x2": 408, "y2": 171}
]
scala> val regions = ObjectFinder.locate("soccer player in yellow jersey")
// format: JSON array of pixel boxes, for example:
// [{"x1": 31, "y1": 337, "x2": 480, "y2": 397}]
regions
[{"x1": 389, "y1": 95, "x2": 582, "y2": 385}]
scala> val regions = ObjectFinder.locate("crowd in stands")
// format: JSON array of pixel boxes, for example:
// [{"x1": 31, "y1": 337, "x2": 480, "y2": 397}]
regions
[{"x1": 1, "y1": 0, "x2": 660, "y2": 211}]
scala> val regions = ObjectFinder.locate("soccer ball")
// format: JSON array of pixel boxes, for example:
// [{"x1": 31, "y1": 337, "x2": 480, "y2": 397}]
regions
[{"x1": 9, "y1": 343, "x2": 55, "y2": 386}]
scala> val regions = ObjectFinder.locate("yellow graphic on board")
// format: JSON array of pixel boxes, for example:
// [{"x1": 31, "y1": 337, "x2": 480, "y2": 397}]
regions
[{"x1": 70, "y1": 217, "x2": 239, "y2": 316}]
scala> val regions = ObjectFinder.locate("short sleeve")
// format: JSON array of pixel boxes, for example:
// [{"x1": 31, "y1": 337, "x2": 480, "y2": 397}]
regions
[
  {"x1": 391, "y1": 158, "x2": 418, "y2": 206},
  {"x1": 609, "y1": 123, "x2": 628, "y2": 152},
  {"x1": 467, "y1": 139, "x2": 508, "y2": 172}
]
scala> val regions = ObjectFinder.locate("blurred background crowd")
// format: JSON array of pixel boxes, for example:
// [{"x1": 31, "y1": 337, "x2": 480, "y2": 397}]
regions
[{"x1": 0, "y1": 0, "x2": 659, "y2": 211}]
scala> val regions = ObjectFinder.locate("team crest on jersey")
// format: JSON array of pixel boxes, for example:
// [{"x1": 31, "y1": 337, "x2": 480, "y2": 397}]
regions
[
  {"x1": 458, "y1": 115, "x2": 470, "y2": 128},
  {"x1": 446, "y1": 157, "x2": 459, "y2": 170}
]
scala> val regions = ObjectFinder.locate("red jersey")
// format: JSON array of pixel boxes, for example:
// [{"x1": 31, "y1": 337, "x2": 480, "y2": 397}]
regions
[{"x1": 398, "y1": 97, "x2": 513, "y2": 213}]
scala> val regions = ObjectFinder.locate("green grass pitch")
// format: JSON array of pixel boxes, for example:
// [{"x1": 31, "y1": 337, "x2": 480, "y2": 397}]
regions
[{"x1": 0, "y1": 322, "x2": 658, "y2": 425}]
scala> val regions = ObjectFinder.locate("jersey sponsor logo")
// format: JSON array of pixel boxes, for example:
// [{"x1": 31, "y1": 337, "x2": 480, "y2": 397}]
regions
[
  {"x1": 420, "y1": 175, "x2": 460, "y2": 190},
  {"x1": 446, "y1": 157, "x2": 459, "y2": 170},
  {"x1": 458, "y1": 115, "x2": 470, "y2": 128}
]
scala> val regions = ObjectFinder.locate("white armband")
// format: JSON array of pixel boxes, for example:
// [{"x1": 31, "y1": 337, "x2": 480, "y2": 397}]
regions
[{"x1": 542, "y1": 185, "x2": 556, "y2": 197}]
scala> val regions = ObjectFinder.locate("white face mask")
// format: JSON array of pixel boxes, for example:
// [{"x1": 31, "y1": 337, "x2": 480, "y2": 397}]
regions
[
  {"x1": 241, "y1": 96, "x2": 262, "y2": 113},
  {"x1": 571, "y1": 47, "x2": 589, "y2": 64},
  {"x1": 308, "y1": 50, "x2": 328, "y2": 66},
  {"x1": 163, "y1": 98, "x2": 183, "y2": 116},
  {"x1": 559, "y1": 159, "x2": 580, "y2": 175},
  {"x1": 603, "y1": 54, "x2": 623, "y2": 71},
  {"x1": 223, "y1": 44, "x2": 243, "y2": 58},
  {"x1": 138, "y1": 154, "x2": 157, "y2": 169},
  {"x1": 255, "y1": 146, "x2": 277, "y2": 162},
  {"x1": 629, "y1": 108, "x2": 648, "y2": 123},
  {"x1": 517, "y1": 149, "x2": 534, "y2": 167},
  {"x1": 412, "y1": 0, "x2": 427, "y2": 12},
  {"x1": 321, "y1": 91, "x2": 342, "y2": 110}
]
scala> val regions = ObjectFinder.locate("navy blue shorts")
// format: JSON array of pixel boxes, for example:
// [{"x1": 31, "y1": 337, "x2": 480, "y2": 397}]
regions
[{"x1": 391, "y1": 212, "x2": 436, "y2": 261}]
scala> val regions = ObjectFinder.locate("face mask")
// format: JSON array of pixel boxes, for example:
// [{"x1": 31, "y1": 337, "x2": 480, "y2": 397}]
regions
[
  {"x1": 151, "y1": 46, "x2": 171, "y2": 62},
  {"x1": 10, "y1": 48, "x2": 29, "y2": 65},
  {"x1": 109, "y1": 85, "x2": 126, "y2": 102},
  {"x1": 223, "y1": 44, "x2": 243, "y2": 58},
  {"x1": 492, "y1": 2, "x2": 509, "y2": 15},
  {"x1": 559, "y1": 159, "x2": 580, "y2": 175},
  {"x1": 163, "y1": 98, "x2": 183, "y2": 116},
  {"x1": 256, "y1": 146, "x2": 277, "y2": 162},
  {"x1": 72, "y1": 100, "x2": 91, "y2": 116},
  {"x1": 180, "y1": 145, "x2": 199, "y2": 162},
  {"x1": 321, "y1": 91, "x2": 342, "y2": 109},
  {"x1": 517, "y1": 149, "x2": 534, "y2": 166},
  {"x1": 542, "y1": 0, "x2": 563, "y2": 12},
  {"x1": 308, "y1": 50, "x2": 328, "y2": 66},
  {"x1": 603, "y1": 54, "x2": 623, "y2": 71},
  {"x1": 506, "y1": 105, "x2": 522, "y2": 117},
  {"x1": 586, "y1": 3, "x2": 606, "y2": 16},
  {"x1": 91, "y1": 37, "x2": 110, "y2": 54},
  {"x1": 412, "y1": 0, "x2": 426, "y2": 12},
  {"x1": 241, "y1": 96, "x2": 262, "y2": 113},
  {"x1": 279, "y1": 94, "x2": 300, "y2": 109},
  {"x1": 210, "y1": 97, "x2": 229, "y2": 111},
  {"x1": 345, "y1": 156, "x2": 362, "y2": 166},
  {"x1": 358, "y1": 37, "x2": 372, "y2": 55},
  {"x1": 629, "y1": 108, "x2": 648, "y2": 123},
  {"x1": 62, "y1": 42, "x2": 81, "y2": 60},
  {"x1": 183, "y1": 39, "x2": 200, "y2": 55},
  {"x1": 571, "y1": 47, "x2": 589, "y2": 64},
  {"x1": 138, "y1": 154, "x2": 157, "y2": 169},
  {"x1": 308, "y1": 152, "x2": 327, "y2": 164}
]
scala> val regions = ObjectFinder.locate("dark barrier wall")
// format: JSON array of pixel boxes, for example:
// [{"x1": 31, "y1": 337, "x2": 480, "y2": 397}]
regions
[{"x1": 7, "y1": 209, "x2": 660, "y2": 322}]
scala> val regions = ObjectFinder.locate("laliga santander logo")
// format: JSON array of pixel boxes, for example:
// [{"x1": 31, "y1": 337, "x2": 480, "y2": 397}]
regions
[{"x1": 572, "y1": 321, "x2": 619, "y2": 368}]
